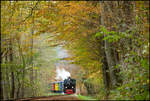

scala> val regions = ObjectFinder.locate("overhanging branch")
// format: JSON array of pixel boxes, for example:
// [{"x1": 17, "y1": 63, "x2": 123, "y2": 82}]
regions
[{"x1": 18, "y1": 1, "x2": 40, "y2": 25}]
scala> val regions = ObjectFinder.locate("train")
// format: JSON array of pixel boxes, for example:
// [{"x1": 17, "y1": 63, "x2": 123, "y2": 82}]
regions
[{"x1": 50, "y1": 77, "x2": 76, "y2": 94}]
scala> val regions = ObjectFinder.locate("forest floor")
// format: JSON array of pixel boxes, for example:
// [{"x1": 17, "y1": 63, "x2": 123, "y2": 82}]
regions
[{"x1": 17, "y1": 95, "x2": 80, "y2": 101}]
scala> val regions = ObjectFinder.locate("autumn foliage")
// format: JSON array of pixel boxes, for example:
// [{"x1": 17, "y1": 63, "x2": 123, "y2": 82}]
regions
[{"x1": 1, "y1": 1, "x2": 149, "y2": 100}]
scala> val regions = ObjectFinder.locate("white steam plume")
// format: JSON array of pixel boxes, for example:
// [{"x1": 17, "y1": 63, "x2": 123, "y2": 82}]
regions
[{"x1": 56, "y1": 66, "x2": 70, "y2": 80}]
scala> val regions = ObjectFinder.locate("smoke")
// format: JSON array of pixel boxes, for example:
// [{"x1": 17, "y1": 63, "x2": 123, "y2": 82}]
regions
[
  {"x1": 55, "y1": 47, "x2": 71, "y2": 80},
  {"x1": 56, "y1": 66, "x2": 70, "y2": 80}
]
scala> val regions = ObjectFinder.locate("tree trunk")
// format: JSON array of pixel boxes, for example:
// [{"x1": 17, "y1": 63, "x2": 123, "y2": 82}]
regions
[
  {"x1": 100, "y1": 1, "x2": 118, "y2": 88},
  {"x1": 9, "y1": 39, "x2": 15, "y2": 99},
  {"x1": 100, "y1": 1, "x2": 136, "y2": 88},
  {"x1": 16, "y1": 39, "x2": 26, "y2": 98},
  {"x1": 0, "y1": 51, "x2": 4, "y2": 100},
  {"x1": 21, "y1": 60, "x2": 25, "y2": 98},
  {"x1": 101, "y1": 54, "x2": 111, "y2": 97},
  {"x1": 30, "y1": 9, "x2": 35, "y2": 96},
  {"x1": 16, "y1": 74, "x2": 21, "y2": 99},
  {"x1": 105, "y1": 41, "x2": 118, "y2": 87},
  {"x1": 10, "y1": 72, "x2": 15, "y2": 99},
  {"x1": 99, "y1": 38, "x2": 111, "y2": 98},
  {"x1": 5, "y1": 55, "x2": 10, "y2": 99}
]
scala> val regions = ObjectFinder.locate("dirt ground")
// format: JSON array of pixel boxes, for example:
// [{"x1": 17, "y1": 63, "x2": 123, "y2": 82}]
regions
[{"x1": 17, "y1": 95, "x2": 80, "y2": 101}]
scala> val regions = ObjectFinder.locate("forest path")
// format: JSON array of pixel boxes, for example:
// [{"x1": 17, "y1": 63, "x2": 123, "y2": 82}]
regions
[{"x1": 17, "y1": 95, "x2": 80, "y2": 101}]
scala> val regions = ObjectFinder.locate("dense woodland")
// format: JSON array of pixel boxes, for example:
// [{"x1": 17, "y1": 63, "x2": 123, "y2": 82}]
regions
[{"x1": 1, "y1": 1, "x2": 149, "y2": 100}]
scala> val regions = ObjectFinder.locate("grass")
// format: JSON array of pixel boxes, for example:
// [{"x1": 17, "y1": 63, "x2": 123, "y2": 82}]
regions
[
  {"x1": 77, "y1": 95, "x2": 97, "y2": 100},
  {"x1": 48, "y1": 93, "x2": 64, "y2": 96},
  {"x1": 48, "y1": 93, "x2": 97, "y2": 100}
]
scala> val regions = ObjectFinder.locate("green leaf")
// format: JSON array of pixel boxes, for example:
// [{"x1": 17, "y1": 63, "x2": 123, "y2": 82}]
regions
[
  {"x1": 95, "y1": 32, "x2": 101, "y2": 37},
  {"x1": 141, "y1": 59, "x2": 149, "y2": 70}
]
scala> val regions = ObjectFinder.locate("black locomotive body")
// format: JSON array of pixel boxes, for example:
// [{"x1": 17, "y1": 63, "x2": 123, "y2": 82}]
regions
[{"x1": 64, "y1": 77, "x2": 76, "y2": 94}]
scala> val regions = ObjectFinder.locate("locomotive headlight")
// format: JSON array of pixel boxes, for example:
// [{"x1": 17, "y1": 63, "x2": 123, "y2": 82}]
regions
[
  {"x1": 65, "y1": 87, "x2": 67, "y2": 88},
  {"x1": 72, "y1": 86, "x2": 74, "y2": 88}
]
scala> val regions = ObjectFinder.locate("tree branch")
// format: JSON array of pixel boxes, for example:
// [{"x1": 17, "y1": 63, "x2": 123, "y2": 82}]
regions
[{"x1": 18, "y1": 1, "x2": 40, "y2": 25}]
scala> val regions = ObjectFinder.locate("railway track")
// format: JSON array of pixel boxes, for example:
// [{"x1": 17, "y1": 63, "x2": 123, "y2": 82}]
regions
[{"x1": 17, "y1": 95, "x2": 79, "y2": 101}]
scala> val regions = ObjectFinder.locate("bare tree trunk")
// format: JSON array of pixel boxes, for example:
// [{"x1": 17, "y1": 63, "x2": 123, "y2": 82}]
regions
[
  {"x1": 99, "y1": 37, "x2": 111, "y2": 98},
  {"x1": 30, "y1": 10, "x2": 35, "y2": 96},
  {"x1": 16, "y1": 39, "x2": 26, "y2": 98},
  {"x1": 9, "y1": 39, "x2": 15, "y2": 99},
  {"x1": 105, "y1": 41, "x2": 118, "y2": 87},
  {"x1": 100, "y1": 1, "x2": 118, "y2": 88},
  {"x1": 0, "y1": 51, "x2": 4, "y2": 100},
  {"x1": 101, "y1": 55, "x2": 111, "y2": 98},
  {"x1": 10, "y1": 72, "x2": 15, "y2": 99},
  {"x1": 16, "y1": 74, "x2": 21, "y2": 99},
  {"x1": 0, "y1": 0, "x2": 4, "y2": 96},
  {"x1": 5, "y1": 54, "x2": 10, "y2": 99},
  {"x1": 8, "y1": 1, "x2": 17, "y2": 99}
]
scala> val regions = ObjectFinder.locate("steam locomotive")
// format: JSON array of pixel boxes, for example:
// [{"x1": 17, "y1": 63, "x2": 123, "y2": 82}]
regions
[{"x1": 50, "y1": 77, "x2": 76, "y2": 94}]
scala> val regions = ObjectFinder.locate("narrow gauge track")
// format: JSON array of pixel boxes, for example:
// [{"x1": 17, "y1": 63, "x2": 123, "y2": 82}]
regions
[{"x1": 16, "y1": 95, "x2": 79, "y2": 101}]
